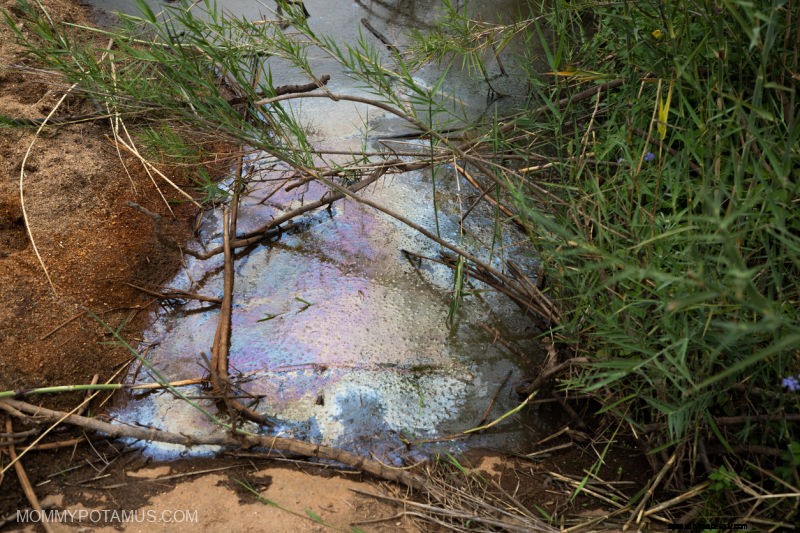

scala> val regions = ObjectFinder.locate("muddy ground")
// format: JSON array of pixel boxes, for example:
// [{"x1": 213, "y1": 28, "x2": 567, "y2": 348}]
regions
[
  {"x1": 0, "y1": 1, "x2": 649, "y2": 530},
  {"x1": 0, "y1": 0, "x2": 198, "y2": 397}
]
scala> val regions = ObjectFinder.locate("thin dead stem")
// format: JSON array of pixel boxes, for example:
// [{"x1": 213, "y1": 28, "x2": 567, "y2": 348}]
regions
[{"x1": 19, "y1": 83, "x2": 79, "y2": 296}]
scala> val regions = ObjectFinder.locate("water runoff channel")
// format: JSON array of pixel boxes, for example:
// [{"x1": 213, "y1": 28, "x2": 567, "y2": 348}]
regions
[{"x1": 88, "y1": 0, "x2": 550, "y2": 463}]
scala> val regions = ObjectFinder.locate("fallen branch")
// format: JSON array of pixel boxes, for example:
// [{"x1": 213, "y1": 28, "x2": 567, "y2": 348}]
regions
[
  {"x1": 402, "y1": 248, "x2": 559, "y2": 325},
  {"x1": 208, "y1": 206, "x2": 275, "y2": 427},
  {"x1": 0, "y1": 398, "x2": 424, "y2": 489}
]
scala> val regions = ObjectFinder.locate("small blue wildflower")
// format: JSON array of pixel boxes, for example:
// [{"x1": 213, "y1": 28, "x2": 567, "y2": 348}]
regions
[
  {"x1": 782, "y1": 376, "x2": 800, "y2": 392},
  {"x1": 617, "y1": 157, "x2": 625, "y2": 164},
  {"x1": 644, "y1": 151, "x2": 656, "y2": 162}
]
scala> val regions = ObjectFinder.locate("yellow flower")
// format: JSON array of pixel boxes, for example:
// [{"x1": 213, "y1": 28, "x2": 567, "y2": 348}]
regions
[{"x1": 652, "y1": 29, "x2": 663, "y2": 39}]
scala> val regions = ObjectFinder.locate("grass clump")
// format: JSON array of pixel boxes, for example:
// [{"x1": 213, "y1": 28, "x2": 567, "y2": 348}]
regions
[
  {"x1": 501, "y1": 0, "x2": 798, "y2": 524},
  {"x1": 406, "y1": 0, "x2": 799, "y2": 525}
]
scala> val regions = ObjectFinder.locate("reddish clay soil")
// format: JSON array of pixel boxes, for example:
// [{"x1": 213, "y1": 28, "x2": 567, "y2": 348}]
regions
[{"x1": 0, "y1": 0, "x2": 198, "y2": 400}]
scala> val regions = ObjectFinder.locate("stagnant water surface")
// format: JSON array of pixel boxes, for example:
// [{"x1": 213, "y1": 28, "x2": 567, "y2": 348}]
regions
[{"x1": 89, "y1": 0, "x2": 548, "y2": 462}]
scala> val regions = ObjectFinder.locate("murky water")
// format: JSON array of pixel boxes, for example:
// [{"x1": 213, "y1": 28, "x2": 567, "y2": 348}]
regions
[{"x1": 88, "y1": 0, "x2": 548, "y2": 462}]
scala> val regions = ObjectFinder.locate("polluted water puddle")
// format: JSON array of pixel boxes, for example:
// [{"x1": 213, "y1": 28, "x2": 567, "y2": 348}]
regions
[
  {"x1": 115, "y1": 161, "x2": 546, "y2": 463},
  {"x1": 87, "y1": 0, "x2": 550, "y2": 463}
]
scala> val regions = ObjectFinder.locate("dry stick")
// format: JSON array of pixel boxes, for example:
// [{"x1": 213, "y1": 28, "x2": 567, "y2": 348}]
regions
[
  {"x1": 254, "y1": 95, "x2": 558, "y2": 321},
  {"x1": 39, "y1": 310, "x2": 88, "y2": 341},
  {"x1": 422, "y1": 478, "x2": 538, "y2": 531},
  {"x1": 114, "y1": 136, "x2": 201, "y2": 209},
  {"x1": 30, "y1": 437, "x2": 87, "y2": 451},
  {"x1": 128, "y1": 378, "x2": 206, "y2": 391},
  {"x1": 235, "y1": 160, "x2": 426, "y2": 240},
  {"x1": 563, "y1": 509, "x2": 630, "y2": 533},
  {"x1": 551, "y1": 391, "x2": 587, "y2": 430},
  {"x1": 473, "y1": 370, "x2": 513, "y2": 430},
  {"x1": 257, "y1": 94, "x2": 559, "y2": 319},
  {"x1": 0, "y1": 365, "x2": 127, "y2": 475},
  {"x1": 477, "y1": 323, "x2": 528, "y2": 359},
  {"x1": 626, "y1": 449, "x2": 678, "y2": 530},
  {"x1": 401, "y1": 247, "x2": 549, "y2": 322},
  {"x1": 209, "y1": 206, "x2": 233, "y2": 381},
  {"x1": 124, "y1": 282, "x2": 222, "y2": 304},
  {"x1": 0, "y1": 428, "x2": 39, "y2": 439},
  {"x1": 19, "y1": 83, "x2": 79, "y2": 296},
  {"x1": 228, "y1": 75, "x2": 333, "y2": 107},
  {"x1": 350, "y1": 488, "x2": 554, "y2": 533},
  {"x1": 92, "y1": 38, "x2": 138, "y2": 198},
  {"x1": 256, "y1": 90, "x2": 558, "y2": 207},
  {"x1": 208, "y1": 206, "x2": 274, "y2": 427},
  {"x1": 75, "y1": 375, "x2": 100, "y2": 417},
  {"x1": 452, "y1": 160, "x2": 523, "y2": 230},
  {"x1": 361, "y1": 18, "x2": 399, "y2": 53},
  {"x1": 3, "y1": 378, "x2": 206, "y2": 400},
  {"x1": 506, "y1": 259, "x2": 541, "y2": 293},
  {"x1": 577, "y1": 82, "x2": 603, "y2": 167},
  {"x1": 459, "y1": 181, "x2": 494, "y2": 223},
  {"x1": 0, "y1": 398, "x2": 422, "y2": 489},
  {"x1": 461, "y1": 258, "x2": 554, "y2": 322},
  {"x1": 4, "y1": 419, "x2": 55, "y2": 533},
  {"x1": 549, "y1": 472, "x2": 628, "y2": 511},
  {"x1": 311, "y1": 128, "x2": 558, "y2": 321},
  {"x1": 106, "y1": 43, "x2": 137, "y2": 193},
  {"x1": 278, "y1": 152, "x2": 428, "y2": 192},
  {"x1": 410, "y1": 370, "x2": 515, "y2": 446},
  {"x1": 186, "y1": 163, "x2": 398, "y2": 259},
  {"x1": 643, "y1": 482, "x2": 709, "y2": 518},
  {"x1": 311, "y1": 170, "x2": 561, "y2": 324},
  {"x1": 112, "y1": 124, "x2": 173, "y2": 215},
  {"x1": 515, "y1": 357, "x2": 589, "y2": 396}
]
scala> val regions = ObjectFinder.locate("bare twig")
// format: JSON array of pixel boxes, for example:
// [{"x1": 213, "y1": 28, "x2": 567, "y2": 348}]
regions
[
  {"x1": 19, "y1": 83, "x2": 80, "y2": 296},
  {"x1": 626, "y1": 450, "x2": 678, "y2": 530},
  {"x1": 208, "y1": 206, "x2": 274, "y2": 427},
  {"x1": 453, "y1": 160, "x2": 522, "y2": 229},
  {"x1": 4, "y1": 418, "x2": 55, "y2": 533},
  {"x1": 39, "y1": 310, "x2": 87, "y2": 341},
  {"x1": 351, "y1": 487, "x2": 556, "y2": 532},
  {"x1": 515, "y1": 358, "x2": 589, "y2": 396},
  {"x1": 124, "y1": 282, "x2": 222, "y2": 304},
  {"x1": 361, "y1": 18, "x2": 399, "y2": 53},
  {"x1": 185, "y1": 161, "x2": 409, "y2": 259}
]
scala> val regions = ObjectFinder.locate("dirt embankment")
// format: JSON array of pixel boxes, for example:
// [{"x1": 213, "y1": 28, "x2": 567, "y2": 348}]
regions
[{"x1": 0, "y1": 0, "x2": 199, "y2": 399}]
